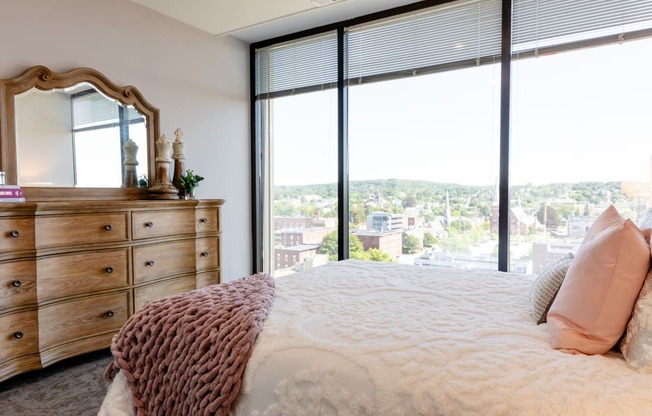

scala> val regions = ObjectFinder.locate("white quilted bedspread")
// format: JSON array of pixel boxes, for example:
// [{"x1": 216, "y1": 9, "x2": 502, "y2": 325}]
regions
[{"x1": 101, "y1": 260, "x2": 652, "y2": 416}]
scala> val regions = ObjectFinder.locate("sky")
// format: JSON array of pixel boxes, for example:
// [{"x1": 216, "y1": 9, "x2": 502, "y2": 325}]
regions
[{"x1": 271, "y1": 36, "x2": 652, "y2": 188}]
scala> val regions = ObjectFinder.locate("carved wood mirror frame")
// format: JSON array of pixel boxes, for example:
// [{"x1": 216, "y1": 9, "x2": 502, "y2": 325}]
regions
[{"x1": 0, "y1": 65, "x2": 158, "y2": 200}]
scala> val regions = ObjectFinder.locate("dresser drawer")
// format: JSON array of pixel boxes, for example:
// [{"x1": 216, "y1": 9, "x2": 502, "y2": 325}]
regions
[
  {"x1": 0, "y1": 260, "x2": 37, "y2": 310},
  {"x1": 36, "y1": 213, "x2": 128, "y2": 249},
  {"x1": 133, "y1": 240, "x2": 196, "y2": 284},
  {"x1": 196, "y1": 208, "x2": 219, "y2": 233},
  {"x1": 37, "y1": 249, "x2": 130, "y2": 302},
  {"x1": 0, "y1": 310, "x2": 39, "y2": 364},
  {"x1": 39, "y1": 291, "x2": 129, "y2": 351},
  {"x1": 134, "y1": 275, "x2": 196, "y2": 311},
  {"x1": 196, "y1": 237, "x2": 219, "y2": 272},
  {"x1": 132, "y1": 209, "x2": 195, "y2": 240},
  {"x1": 0, "y1": 218, "x2": 35, "y2": 252},
  {"x1": 196, "y1": 271, "x2": 220, "y2": 289}
]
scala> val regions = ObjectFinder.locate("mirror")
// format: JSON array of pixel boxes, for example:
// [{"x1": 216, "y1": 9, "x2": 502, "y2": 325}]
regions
[{"x1": 0, "y1": 66, "x2": 158, "y2": 200}]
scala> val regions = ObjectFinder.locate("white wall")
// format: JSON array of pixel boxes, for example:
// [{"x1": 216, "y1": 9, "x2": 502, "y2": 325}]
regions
[{"x1": 0, "y1": 0, "x2": 252, "y2": 281}]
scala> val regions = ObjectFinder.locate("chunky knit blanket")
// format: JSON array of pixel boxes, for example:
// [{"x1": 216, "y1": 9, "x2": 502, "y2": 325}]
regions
[{"x1": 104, "y1": 273, "x2": 275, "y2": 416}]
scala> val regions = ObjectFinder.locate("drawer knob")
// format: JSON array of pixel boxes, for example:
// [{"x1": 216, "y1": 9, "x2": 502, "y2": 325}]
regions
[
  {"x1": 105, "y1": 267, "x2": 113, "y2": 274},
  {"x1": 106, "y1": 310, "x2": 115, "y2": 318},
  {"x1": 11, "y1": 279, "x2": 22, "y2": 287},
  {"x1": 145, "y1": 221, "x2": 154, "y2": 228},
  {"x1": 201, "y1": 251, "x2": 209, "y2": 257},
  {"x1": 104, "y1": 224, "x2": 113, "y2": 231},
  {"x1": 13, "y1": 331, "x2": 23, "y2": 339},
  {"x1": 9, "y1": 230, "x2": 19, "y2": 238},
  {"x1": 146, "y1": 260, "x2": 155, "y2": 267},
  {"x1": 200, "y1": 218, "x2": 208, "y2": 224}
]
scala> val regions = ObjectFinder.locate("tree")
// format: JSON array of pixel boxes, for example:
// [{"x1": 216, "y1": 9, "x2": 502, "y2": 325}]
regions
[
  {"x1": 274, "y1": 200, "x2": 297, "y2": 216},
  {"x1": 536, "y1": 205, "x2": 561, "y2": 229},
  {"x1": 361, "y1": 248, "x2": 395, "y2": 262},
  {"x1": 349, "y1": 205, "x2": 367, "y2": 227},
  {"x1": 318, "y1": 231, "x2": 364, "y2": 261},
  {"x1": 403, "y1": 235, "x2": 421, "y2": 254},
  {"x1": 423, "y1": 232, "x2": 437, "y2": 248},
  {"x1": 402, "y1": 195, "x2": 417, "y2": 208}
]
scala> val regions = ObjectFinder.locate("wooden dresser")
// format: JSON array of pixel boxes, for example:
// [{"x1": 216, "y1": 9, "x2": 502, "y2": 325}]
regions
[{"x1": 0, "y1": 198, "x2": 223, "y2": 382}]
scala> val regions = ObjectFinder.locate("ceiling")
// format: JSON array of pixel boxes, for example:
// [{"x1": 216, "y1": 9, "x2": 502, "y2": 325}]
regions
[{"x1": 128, "y1": 0, "x2": 422, "y2": 44}]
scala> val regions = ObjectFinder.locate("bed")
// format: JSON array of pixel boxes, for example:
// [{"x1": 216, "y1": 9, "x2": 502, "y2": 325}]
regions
[{"x1": 98, "y1": 258, "x2": 652, "y2": 416}]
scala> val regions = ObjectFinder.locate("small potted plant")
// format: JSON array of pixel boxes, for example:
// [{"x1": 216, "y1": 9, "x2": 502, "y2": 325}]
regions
[{"x1": 179, "y1": 169, "x2": 204, "y2": 199}]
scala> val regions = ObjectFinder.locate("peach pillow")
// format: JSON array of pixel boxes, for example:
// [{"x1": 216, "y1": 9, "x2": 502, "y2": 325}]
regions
[{"x1": 547, "y1": 205, "x2": 651, "y2": 355}]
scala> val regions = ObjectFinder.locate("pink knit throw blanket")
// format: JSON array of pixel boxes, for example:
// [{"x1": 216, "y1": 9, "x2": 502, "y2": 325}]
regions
[{"x1": 104, "y1": 273, "x2": 275, "y2": 416}]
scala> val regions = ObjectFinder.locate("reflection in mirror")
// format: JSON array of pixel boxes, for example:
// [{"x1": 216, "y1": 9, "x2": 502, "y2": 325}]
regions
[{"x1": 15, "y1": 83, "x2": 147, "y2": 188}]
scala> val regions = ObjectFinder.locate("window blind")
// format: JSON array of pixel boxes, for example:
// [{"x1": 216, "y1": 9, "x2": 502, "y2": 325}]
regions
[
  {"x1": 72, "y1": 92, "x2": 143, "y2": 129},
  {"x1": 255, "y1": 31, "x2": 338, "y2": 100},
  {"x1": 346, "y1": 0, "x2": 502, "y2": 85},
  {"x1": 512, "y1": 0, "x2": 652, "y2": 55},
  {"x1": 72, "y1": 92, "x2": 119, "y2": 129}
]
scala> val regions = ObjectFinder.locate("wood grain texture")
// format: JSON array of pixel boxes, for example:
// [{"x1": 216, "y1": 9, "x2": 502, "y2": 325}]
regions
[
  {"x1": 38, "y1": 291, "x2": 129, "y2": 351},
  {"x1": 134, "y1": 275, "x2": 196, "y2": 311},
  {"x1": 0, "y1": 260, "x2": 37, "y2": 310},
  {"x1": 133, "y1": 239, "x2": 197, "y2": 284},
  {"x1": 36, "y1": 213, "x2": 129, "y2": 249},
  {"x1": 37, "y1": 248, "x2": 129, "y2": 302},
  {"x1": 196, "y1": 271, "x2": 220, "y2": 289},
  {"x1": 196, "y1": 208, "x2": 219, "y2": 233},
  {"x1": 132, "y1": 209, "x2": 195, "y2": 240},
  {"x1": 196, "y1": 237, "x2": 219, "y2": 272},
  {"x1": 0, "y1": 217, "x2": 35, "y2": 252},
  {"x1": 0, "y1": 310, "x2": 39, "y2": 364}
]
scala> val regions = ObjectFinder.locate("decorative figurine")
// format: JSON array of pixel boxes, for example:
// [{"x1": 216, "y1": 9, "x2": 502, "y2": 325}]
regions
[
  {"x1": 122, "y1": 139, "x2": 139, "y2": 188},
  {"x1": 148, "y1": 134, "x2": 179, "y2": 199},
  {"x1": 172, "y1": 128, "x2": 187, "y2": 199}
]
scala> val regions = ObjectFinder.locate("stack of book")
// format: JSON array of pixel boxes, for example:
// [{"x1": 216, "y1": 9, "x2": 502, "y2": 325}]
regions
[{"x1": 0, "y1": 185, "x2": 25, "y2": 203}]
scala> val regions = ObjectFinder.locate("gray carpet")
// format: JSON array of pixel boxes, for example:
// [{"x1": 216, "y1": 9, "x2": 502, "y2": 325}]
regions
[{"x1": 0, "y1": 349, "x2": 113, "y2": 416}]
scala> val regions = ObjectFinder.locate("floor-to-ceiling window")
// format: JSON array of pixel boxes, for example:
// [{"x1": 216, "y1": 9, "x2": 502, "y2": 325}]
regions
[
  {"x1": 510, "y1": 0, "x2": 652, "y2": 274},
  {"x1": 254, "y1": 32, "x2": 339, "y2": 277},
  {"x1": 347, "y1": 1, "x2": 502, "y2": 268},
  {"x1": 252, "y1": 0, "x2": 652, "y2": 276}
]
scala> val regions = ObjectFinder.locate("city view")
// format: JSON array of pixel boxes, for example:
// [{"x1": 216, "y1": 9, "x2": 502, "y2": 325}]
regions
[
  {"x1": 263, "y1": 32, "x2": 652, "y2": 278},
  {"x1": 271, "y1": 178, "x2": 649, "y2": 277}
]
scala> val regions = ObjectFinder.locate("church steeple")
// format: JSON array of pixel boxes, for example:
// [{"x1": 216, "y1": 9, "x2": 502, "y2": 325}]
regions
[
  {"x1": 492, "y1": 177, "x2": 499, "y2": 206},
  {"x1": 445, "y1": 191, "x2": 451, "y2": 226}
]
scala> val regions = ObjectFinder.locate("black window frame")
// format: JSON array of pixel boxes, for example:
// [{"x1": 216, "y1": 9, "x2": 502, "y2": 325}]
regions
[{"x1": 249, "y1": 0, "x2": 652, "y2": 274}]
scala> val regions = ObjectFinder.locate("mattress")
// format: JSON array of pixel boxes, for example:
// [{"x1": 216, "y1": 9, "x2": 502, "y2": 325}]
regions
[{"x1": 99, "y1": 260, "x2": 652, "y2": 415}]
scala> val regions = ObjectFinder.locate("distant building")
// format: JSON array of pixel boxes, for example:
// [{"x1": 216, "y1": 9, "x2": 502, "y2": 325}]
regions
[
  {"x1": 293, "y1": 254, "x2": 329, "y2": 272},
  {"x1": 423, "y1": 218, "x2": 446, "y2": 239},
  {"x1": 274, "y1": 216, "x2": 337, "y2": 231},
  {"x1": 489, "y1": 183, "x2": 537, "y2": 235},
  {"x1": 276, "y1": 227, "x2": 333, "y2": 247},
  {"x1": 567, "y1": 216, "x2": 596, "y2": 238},
  {"x1": 403, "y1": 215, "x2": 424, "y2": 230},
  {"x1": 489, "y1": 204, "x2": 537, "y2": 236},
  {"x1": 532, "y1": 242, "x2": 579, "y2": 274},
  {"x1": 275, "y1": 244, "x2": 320, "y2": 270},
  {"x1": 354, "y1": 230, "x2": 403, "y2": 258},
  {"x1": 274, "y1": 216, "x2": 314, "y2": 230},
  {"x1": 366, "y1": 212, "x2": 403, "y2": 232},
  {"x1": 313, "y1": 217, "x2": 337, "y2": 229}
]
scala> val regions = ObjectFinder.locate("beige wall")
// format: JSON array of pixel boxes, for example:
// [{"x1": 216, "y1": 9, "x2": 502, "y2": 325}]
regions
[{"x1": 0, "y1": 0, "x2": 251, "y2": 281}]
